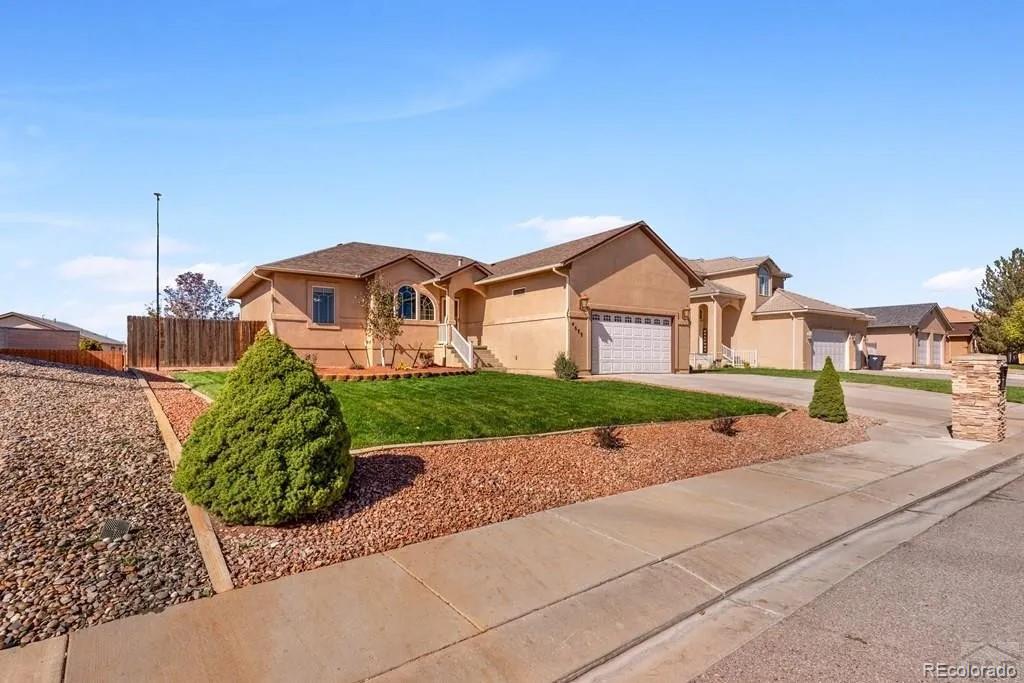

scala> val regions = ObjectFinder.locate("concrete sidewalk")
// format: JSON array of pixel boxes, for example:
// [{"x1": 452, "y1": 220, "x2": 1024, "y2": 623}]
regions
[{"x1": 4, "y1": 419, "x2": 1022, "y2": 682}]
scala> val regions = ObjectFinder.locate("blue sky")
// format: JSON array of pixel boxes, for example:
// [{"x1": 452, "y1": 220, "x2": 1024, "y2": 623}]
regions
[{"x1": 2, "y1": 1, "x2": 1021, "y2": 339}]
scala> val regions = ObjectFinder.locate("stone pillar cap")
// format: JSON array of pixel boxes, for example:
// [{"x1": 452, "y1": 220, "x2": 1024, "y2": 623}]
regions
[{"x1": 953, "y1": 353, "x2": 1006, "y2": 362}]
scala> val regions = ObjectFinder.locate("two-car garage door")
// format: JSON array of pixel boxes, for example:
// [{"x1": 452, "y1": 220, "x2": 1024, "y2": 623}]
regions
[{"x1": 591, "y1": 311, "x2": 672, "y2": 374}]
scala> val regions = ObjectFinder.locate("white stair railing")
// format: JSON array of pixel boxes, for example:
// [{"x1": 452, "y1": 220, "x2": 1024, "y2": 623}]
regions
[
  {"x1": 442, "y1": 323, "x2": 475, "y2": 370},
  {"x1": 721, "y1": 345, "x2": 758, "y2": 368}
]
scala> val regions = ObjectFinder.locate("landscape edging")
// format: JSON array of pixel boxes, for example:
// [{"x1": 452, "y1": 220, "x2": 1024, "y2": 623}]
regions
[{"x1": 132, "y1": 370, "x2": 234, "y2": 594}]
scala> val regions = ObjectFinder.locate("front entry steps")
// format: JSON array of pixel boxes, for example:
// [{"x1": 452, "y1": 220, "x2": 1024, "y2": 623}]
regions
[
  {"x1": 443, "y1": 345, "x2": 507, "y2": 372},
  {"x1": 473, "y1": 345, "x2": 507, "y2": 372}
]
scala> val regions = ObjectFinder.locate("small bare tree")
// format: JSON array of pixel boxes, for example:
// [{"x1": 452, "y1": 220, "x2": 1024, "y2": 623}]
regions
[{"x1": 361, "y1": 277, "x2": 403, "y2": 367}]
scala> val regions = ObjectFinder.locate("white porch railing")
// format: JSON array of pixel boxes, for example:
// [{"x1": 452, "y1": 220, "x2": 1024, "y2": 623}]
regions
[
  {"x1": 438, "y1": 323, "x2": 475, "y2": 370},
  {"x1": 721, "y1": 345, "x2": 758, "y2": 368}
]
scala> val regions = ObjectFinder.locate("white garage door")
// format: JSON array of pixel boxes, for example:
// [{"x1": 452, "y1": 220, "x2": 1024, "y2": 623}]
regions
[
  {"x1": 917, "y1": 333, "x2": 929, "y2": 365},
  {"x1": 811, "y1": 329, "x2": 848, "y2": 371},
  {"x1": 591, "y1": 311, "x2": 672, "y2": 374},
  {"x1": 931, "y1": 334, "x2": 943, "y2": 366}
]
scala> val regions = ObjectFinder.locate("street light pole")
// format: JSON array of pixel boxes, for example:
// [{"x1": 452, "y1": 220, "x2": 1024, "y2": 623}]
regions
[{"x1": 154, "y1": 192, "x2": 162, "y2": 371}]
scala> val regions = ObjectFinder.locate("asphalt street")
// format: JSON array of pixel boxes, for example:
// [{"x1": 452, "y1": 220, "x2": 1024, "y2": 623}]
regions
[{"x1": 696, "y1": 475, "x2": 1024, "y2": 682}]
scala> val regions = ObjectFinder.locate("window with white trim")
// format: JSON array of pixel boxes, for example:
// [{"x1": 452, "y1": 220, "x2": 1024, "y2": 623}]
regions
[
  {"x1": 758, "y1": 266, "x2": 771, "y2": 296},
  {"x1": 397, "y1": 285, "x2": 416, "y2": 319},
  {"x1": 311, "y1": 286, "x2": 335, "y2": 325},
  {"x1": 418, "y1": 294, "x2": 435, "y2": 321}
]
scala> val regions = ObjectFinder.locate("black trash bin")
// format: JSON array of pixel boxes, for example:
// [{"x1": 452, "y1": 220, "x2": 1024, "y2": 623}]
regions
[{"x1": 866, "y1": 354, "x2": 886, "y2": 371}]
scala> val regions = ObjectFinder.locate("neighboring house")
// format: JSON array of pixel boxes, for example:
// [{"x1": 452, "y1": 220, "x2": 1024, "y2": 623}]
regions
[
  {"x1": 942, "y1": 306, "x2": 978, "y2": 359},
  {"x1": 686, "y1": 257, "x2": 873, "y2": 371},
  {"x1": 0, "y1": 312, "x2": 125, "y2": 352},
  {"x1": 854, "y1": 303, "x2": 953, "y2": 367},
  {"x1": 228, "y1": 221, "x2": 704, "y2": 374}
]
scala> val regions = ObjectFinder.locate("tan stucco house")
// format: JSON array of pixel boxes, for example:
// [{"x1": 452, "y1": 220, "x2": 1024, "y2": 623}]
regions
[
  {"x1": 854, "y1": 303, "x2": 953, "y2": 367},
  {"x1": 228, "y1": 222, "x2": 704, "y2": 374},
  {"x1": 942, "y1": 306, "x2": 978, "y2": 360},
  {"x1": 0, "y1": 311, "x2": 125, "y2": 352},
  {"x1": 228, "y1": 221, "x2": 869, "y2": 375},
  {"x1": 686, "y1": 257, "x2": 873, "y2": 371}
]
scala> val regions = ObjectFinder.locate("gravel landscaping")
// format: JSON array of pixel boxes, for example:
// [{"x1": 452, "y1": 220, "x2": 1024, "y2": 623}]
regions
[
  {"x1": 0, "y1": 356, "x2": 211, "y2": 650},
  {"x1": 218, "y1": 411, "x2": 870, "y2": 586},
  {"x1": 140, "y1": 370, "x2": 870, "y2": 588}
]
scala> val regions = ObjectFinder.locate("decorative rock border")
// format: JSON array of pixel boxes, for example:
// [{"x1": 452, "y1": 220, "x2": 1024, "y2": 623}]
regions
[
  {"x1": 132, "y1": 371, "x2": 234, "y2": 594},
  {"x1": 320, "y1": 368, "x2": 474, "y2": 382}
]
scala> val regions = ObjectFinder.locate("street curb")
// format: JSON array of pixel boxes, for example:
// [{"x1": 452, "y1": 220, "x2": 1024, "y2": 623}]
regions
[
  {"x1": 132, "y1": 371, "x2": 234, "y2": 594},
  {"x1": 557, "y1": 444, "x2": 1024, "y2": 682}
]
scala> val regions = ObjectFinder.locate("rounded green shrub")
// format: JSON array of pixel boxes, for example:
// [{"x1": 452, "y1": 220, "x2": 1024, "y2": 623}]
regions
[
  {"x1": 173, "y1": 330, "x2": 354, "y2": 525},
  {"x1": 808, "y1": 356, "x2": 848, "y2": 423},
  {"x1": 553, "y1": 351, "x2": 579, "y2": 380}
]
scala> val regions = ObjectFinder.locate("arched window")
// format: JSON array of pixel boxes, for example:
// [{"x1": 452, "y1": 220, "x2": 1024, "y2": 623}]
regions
[
  {"x1": 397, "y1": 285, "x2": 416, "y2": 319},
  {"x1": 757, "y1": 266, "x2": 771, "y2": 296},
  {"x1": 418, "y1": 294, "x2": 435, "y2": 321}
]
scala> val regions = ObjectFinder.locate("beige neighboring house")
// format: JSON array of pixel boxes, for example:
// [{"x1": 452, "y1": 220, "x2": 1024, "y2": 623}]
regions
[
  {"x1": 0, "y1": 312, "x2": 125, "y2": 352},
  {"x1": 686, "y1": 257, "x2": 873, "y2": 371},
  {"x1": 228, "y1": 221, "x2": 704, "y2": 374},
  {"x1": 942, "y1": 306, "x2": 978, "y2": 360},
  {"x1": 853, "y1": 303, "x2": 953, "y2": 367}
]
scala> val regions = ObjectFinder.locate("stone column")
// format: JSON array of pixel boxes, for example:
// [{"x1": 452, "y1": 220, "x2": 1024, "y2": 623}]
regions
[{"x1": 951, "y1": 354, "x2": 1008, "y2": 442}]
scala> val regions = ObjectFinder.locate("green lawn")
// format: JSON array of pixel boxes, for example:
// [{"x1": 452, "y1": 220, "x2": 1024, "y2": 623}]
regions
[
  {"x1": 714, "y1": 367, "x2": 1024, "y2": 404},
  {"x1": 174, "y1": 371, "x2": 782, "y2": 449}
]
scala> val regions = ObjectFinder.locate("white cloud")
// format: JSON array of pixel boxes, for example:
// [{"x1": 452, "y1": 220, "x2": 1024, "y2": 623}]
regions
[
  {"x1": 517, "y1": 215, "x2": 635, "y2": 243},
  {"x1": 922, "y1": 267, "x2": 985, "y2": 292},
  {"x1": 425, "y1": 231, "x2": 451, "y2": 243},
  {"x1": 58, "y1": 255, "x2": 248, "y2": 293}
]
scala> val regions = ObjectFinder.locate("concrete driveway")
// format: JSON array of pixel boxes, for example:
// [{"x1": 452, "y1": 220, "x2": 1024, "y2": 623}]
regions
[{"x1": 608, "y1": 372, "x2": 1024, "y2": 433}]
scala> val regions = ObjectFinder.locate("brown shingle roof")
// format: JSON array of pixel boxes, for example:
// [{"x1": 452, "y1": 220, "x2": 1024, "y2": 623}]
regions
[
  {"x1": 754, "y1": 290, "x2": 872, "y2": 319},
  {"x1": 684, "y1": 256, "x2": 792, "y2": 279},
  {"x1": 853, "y1": 303, "x2": 949, "y2": 329},
  {"x1": 942, "y1": 306, "x2": 977, "y2": 324},
  {"x1": 260, "y1": 242, "x2": 476, "y2": 279},
  {"x1": 691, "y1": 280, "x2": 746, "y2": 298},
  {"x1": 481, "y1": 223, "x2": 640, "y2": 280}
]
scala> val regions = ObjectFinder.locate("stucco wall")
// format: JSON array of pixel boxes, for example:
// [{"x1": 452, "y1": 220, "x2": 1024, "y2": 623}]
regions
[
  {"x1": 481, "y1": 270, "x2": 566, "y2": 373},
  {"x1": 866, "y1": 328, "x2": 914, "y2": 366},
  {"x1": 239, "y1": 280, "x2": 272, "y2": 322},
  {"x1": 750, "y1": 314, "x2": 805, "y2": 369},
  {"x1": 569, "y1": 228, "x2": 694, "y2": 373}
]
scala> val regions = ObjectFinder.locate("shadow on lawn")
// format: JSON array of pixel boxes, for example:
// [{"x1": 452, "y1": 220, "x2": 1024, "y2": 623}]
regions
[{"x1": 311, "y1": 453, "x2": 426, "y2": 522}]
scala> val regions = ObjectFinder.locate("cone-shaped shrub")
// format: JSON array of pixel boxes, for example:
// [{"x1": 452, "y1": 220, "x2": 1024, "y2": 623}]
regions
[
  {"x1": 173, "y1": 330, "x2": 354, "y2": 525},
  {"x1": 808, "y1": 356, "x2": 848, "y2": 423}
]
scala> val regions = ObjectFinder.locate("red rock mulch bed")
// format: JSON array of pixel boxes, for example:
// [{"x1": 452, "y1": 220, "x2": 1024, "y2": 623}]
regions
[
  {"x1": 316, "y1": 366, "x2": 471, "y2": 381},
  {"x1": 140, "y1": 371, "x2": 212, "y2": 441},
  {"x1": 140, "y1": 372, "x2": 872, "y2": 588}
]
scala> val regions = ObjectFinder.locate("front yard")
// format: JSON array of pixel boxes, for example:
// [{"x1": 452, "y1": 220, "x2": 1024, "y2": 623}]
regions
[
  {"x1": 175, "y1": 371, "x2": 783, "y2": 448},
  {"x1": 714, "y1": 366, "x2": 1024, "y2": 404}
]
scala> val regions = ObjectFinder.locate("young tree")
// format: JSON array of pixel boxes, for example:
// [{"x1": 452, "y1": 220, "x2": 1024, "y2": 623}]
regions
[
  {"x1": 808, "y1": 357, "x2": 848, "y2": 423},
  {"x1": 1002, "y1": 299, "x2": 1024, "y2": 351},
  {"x1": 361, "y1": 277, "x2": 403, "y2": 367},
  {"x1": 974, "y1": 248, "x2": 1024, "y2": 358},
  {"x1": 146, "y1": 271, "x2": 238, "y2": 319}
]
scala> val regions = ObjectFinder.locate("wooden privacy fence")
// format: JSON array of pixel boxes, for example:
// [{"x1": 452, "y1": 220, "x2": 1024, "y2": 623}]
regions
[
  {"x1": 0, "y1": 348, "x2": 125, "y2": 372},
  {"x1": 127, "y1": 317, "x2": 266, "y2": 368}
]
